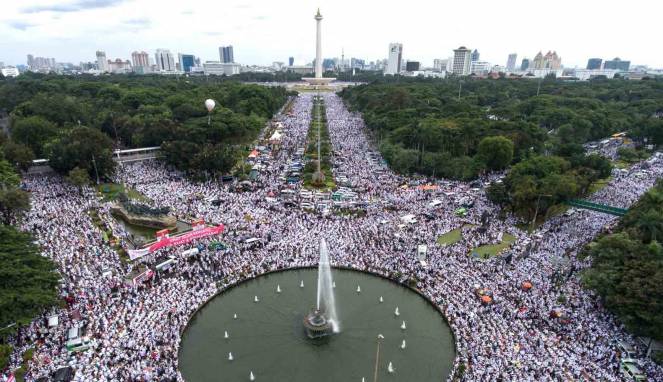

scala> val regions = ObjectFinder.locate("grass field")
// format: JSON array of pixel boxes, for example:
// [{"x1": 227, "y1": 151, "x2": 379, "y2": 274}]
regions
[
  {"x1": 98, "y1": 183, "x2": 150, "y2": 202},
  {"x1": 437, "y1": 224, "x2": 476, "y2": 246},
  {"x1": 471, "y1": 233, "x2": 517, "y2": 259}
]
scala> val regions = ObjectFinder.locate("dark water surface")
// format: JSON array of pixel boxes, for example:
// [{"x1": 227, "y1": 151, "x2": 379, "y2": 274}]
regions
[{"x1": 179, "y1": 268, "x2": 455, "y2": 382}]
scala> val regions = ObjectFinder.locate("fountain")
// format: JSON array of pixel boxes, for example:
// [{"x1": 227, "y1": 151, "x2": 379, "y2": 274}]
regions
[
  {"x1": 394, "y1": 307, "x2": 400, "y2": 316},
  {"x1": 401, "y1": 321, "x2": 407, "y2": 330},
  {"x1": 356, "y1": 285, "x2": 361, "y2": 293},
  {"x1": 300, "y1": 280, "x2": 304, "y2": 288},
  {"x1": 254, "y1": 295, "x2": 259, "y2": 303},
  {"x1": 250, "y1": 371, "x2": 255, "y2": 381},
  {"x1": 388, "y1": 362, "x2": 395, "y2": 373},
  {"x1": 179, "y1": 241, "x2": 457, "y2": 380},
  {"x1": 303, "y1": 239, "x2": 339, "y2": 338}
]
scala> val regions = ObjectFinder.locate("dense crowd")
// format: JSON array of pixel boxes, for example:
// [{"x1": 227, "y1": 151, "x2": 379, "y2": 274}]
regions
[{"x1": 4, "y1": 93, "x2": 663, "y2": 381}]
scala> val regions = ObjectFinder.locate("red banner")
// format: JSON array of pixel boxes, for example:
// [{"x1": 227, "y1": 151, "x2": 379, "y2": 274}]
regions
[{"x1": 147, "y1": 224, "x2": 224, "y2": 253}]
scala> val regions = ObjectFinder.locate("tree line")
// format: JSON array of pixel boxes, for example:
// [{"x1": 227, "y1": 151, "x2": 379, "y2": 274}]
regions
[
  {"x1": 340, "y1": 77, "x2": 663, "y2": 219},
  {"x1": 582, "y1": 179, "x2": 663, "y2": 344},
  {"x1": 0, "y1": 73, "x2": 290, "y2": 179}
]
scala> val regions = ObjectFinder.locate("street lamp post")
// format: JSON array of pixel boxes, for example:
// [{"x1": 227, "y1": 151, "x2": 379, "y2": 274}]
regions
[
  {"x1": 373, "y1": 334, "x2": 384, "y2": 382},
  {"x1": 530, "y1": 194, "x2": 552, "y2": 232}
]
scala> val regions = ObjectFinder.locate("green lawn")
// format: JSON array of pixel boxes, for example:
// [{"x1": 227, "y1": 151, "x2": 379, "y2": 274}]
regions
[
  {"x1": 588, "y1": 176, "x2": 612, "y2": 194},
  {"x1": 437, "y1": 228, "x2": 462, "y2": 246},
  {"x1": 471, "y1": 233, "x2": 517, "y2": 259},
  {"x1": 437, "y1": 224, "x2": 476, "y2": 246},
  {"x1": 98, "y1": 183, "x2": 150, "y2": 202},
  {"x1": 14, "y1": 347, "x2": 34, "y2": 382}
]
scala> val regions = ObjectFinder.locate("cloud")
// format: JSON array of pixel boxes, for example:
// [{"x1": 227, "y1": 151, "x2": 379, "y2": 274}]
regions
[
  {"x1": 254, "y1": 15, "x2": 267, "y2": 21},
  {"x1": 8, "y1": 20, "x2": 37, "y2": 30},
  {"x1": 181, "y1": 10, "x2": 194, "y2": 15},
  {"x1": 123, "y1": 18, "x2": 150, "y2": 27},
  {"x1": 22, "y1": 0, "x2": 126, "y2": 14}
]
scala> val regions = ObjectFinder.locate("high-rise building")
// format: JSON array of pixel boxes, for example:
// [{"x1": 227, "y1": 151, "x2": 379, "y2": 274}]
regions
[
  {"x1": 219, "y1": 46, "x2": 234, "y2": 63},
  {"x1": 350, "y1": 58, "x2": 365, "y2": 70},
  {"x1": 406, "y1": 61, "x2": 420, "y2": 71},
  {"x1": 506, "y1": 53, "x2": 518, "y2": 72},
  {"x1": 471, "y1": 49, "x2": 480, "y2": 62},
  {"x1": 131, "y1": 51, "x2": 150, "y2": 73},
  {"x1": 96, "y1": 51, "x2": 109, "y2": 72},
  {"x1": 288, "y1": 56, "x2": 294, "y2": 66},
  {"x1": 433, "y1": 59, "x2": 448, "y2": 72},
  {"x1": 586, "y1": 58, "x2": 603, "y2": 70},
  {"x1": 521, "y1": 58, "x2": 530, "y2": 71},
  {"x1": 452, "y1": 46, "x2": 472, "y2": 75},
  {"x1": 385, "y1": 43, "x2": 403, "y2": 75},
  {"x1": 604, "y1": 57, "x2": 630, "y2": 71},
  {"x1": 178, "y1": 53, "x2": 196, "y2": 73},
  {"x1": 471, "y1": 61, "x2": 492, "y2": 76},
  {"x1": 532, "y1": 51, "x2": 561, "y2": 70},
  {"x1": 108, "y1": 58, "x2": 132, "y2": 73},
  {"x1": 155, "y1": 49, "x2": 176, "y2": 72},
  {"x1": 203, "y1": 61, "x2": 241, "y2": 76}
]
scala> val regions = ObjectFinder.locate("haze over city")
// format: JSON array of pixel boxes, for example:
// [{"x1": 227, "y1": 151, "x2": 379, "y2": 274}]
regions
[{"x1": 1, "y1": 0, "x2": 661, "y2": 68}]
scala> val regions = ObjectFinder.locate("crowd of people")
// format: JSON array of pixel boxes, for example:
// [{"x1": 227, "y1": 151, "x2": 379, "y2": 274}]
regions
[{"x1": 3, "y1": 92, "x2": 662, "y2": 381}]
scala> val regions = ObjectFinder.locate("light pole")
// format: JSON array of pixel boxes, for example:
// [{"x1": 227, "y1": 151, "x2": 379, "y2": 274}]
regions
[
  {"x1": 91, "y1": 154, "x2": 100, "y2": 185},
  {"x1": 373, "y1": 334, "x2": 384, "y2": 382},
  {"x1": 530, "y1": 193, "x2": 552, "y2": 232}
]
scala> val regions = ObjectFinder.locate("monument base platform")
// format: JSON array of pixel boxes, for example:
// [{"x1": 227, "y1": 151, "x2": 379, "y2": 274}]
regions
[{"x1": 303, "y1": 77, "x2": 336, "y2": 86}]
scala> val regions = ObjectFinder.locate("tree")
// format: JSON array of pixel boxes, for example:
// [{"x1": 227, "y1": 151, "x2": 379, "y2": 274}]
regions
[
  {"x1": 10, "y1": 116, "x2": 58, "y2": 158},
  {"x1": 583, "y1": 234, "x2": 663, "y2": 340},
  {"x1": 48, "y1": 126, "x2": 115, "y2": 179},
  {"x1": 66, "y1": 167, "x2": 91, "y2": 191},
  {"x1": 583, "y1": 181, "x2": 663, "y2": 341},
  {"x1": 2, "y1": 141, "x2": 35, "y2": 172},
  {"x1": 0, "y1": 160, "x2": 29, "y2": 225},
  {"x1": 476, "y1": 136, "x2": 514, "y2": 170},
  {"x1": 0, "y1": 225, "x2": 59, "y2": 337}
]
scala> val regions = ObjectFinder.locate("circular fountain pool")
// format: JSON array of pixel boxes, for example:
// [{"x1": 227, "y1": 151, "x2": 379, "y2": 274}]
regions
[{"x1": 178, "y1": 268, "x2": 455, "y2": 381}]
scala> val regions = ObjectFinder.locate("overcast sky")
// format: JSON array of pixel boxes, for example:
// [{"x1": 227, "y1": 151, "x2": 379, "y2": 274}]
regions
[{"x1": 1, "y1": 0, "x2": 661, "y2": 68}]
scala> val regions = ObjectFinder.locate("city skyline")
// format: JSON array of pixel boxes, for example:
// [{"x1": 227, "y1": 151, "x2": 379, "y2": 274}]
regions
[{"x1": 1, "y1": 0, "x2": 662, "y2": 68}]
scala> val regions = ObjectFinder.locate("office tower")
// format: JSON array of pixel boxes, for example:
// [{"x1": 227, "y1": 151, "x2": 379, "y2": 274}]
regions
[
  {"x1": 27, "y1": 54, "x2": 34, "y2": 69},
  {"x1": 471, "y1": 49, "x2": 480, "y2": 62},
  {"x1": 406, "y1": 61, "x2": 420, "y2": 71},
  {"x1": 350, "y1": 58, "x2": 365, "y2": 69},
  {"x1": 178, "y1": 53, "x2": 196, "y2": 73},
  {"x1": 289, "y1": 56, "x2": 294, "y2": 66},
  {"x1": 96, "y1": 51, "x2": 109, "y2": 72},
  {"x1": 385, "y1": 43, "x2": 403, "y2": 75},
  {"x1": 506, "y1": 53, "x2": 517, "y2": 72},
  {"x1": 452, "y1": 46, "x2": 472, "y2": 75},
  {"x1": 154, "y1": 49, "x2": 176, "y2": 71},
  {"x1": 586, "y1": 58, "x2": 602, "y2": 70},
  {"x1": 219, "y1": 45, "x2": 234, "y2": 63},
  {"x1": 604, "y1": 57, "x2": 630, "y2": 71},
  {"x1": 520, "y1": 58, "x2": 530, "y2": 71}
]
